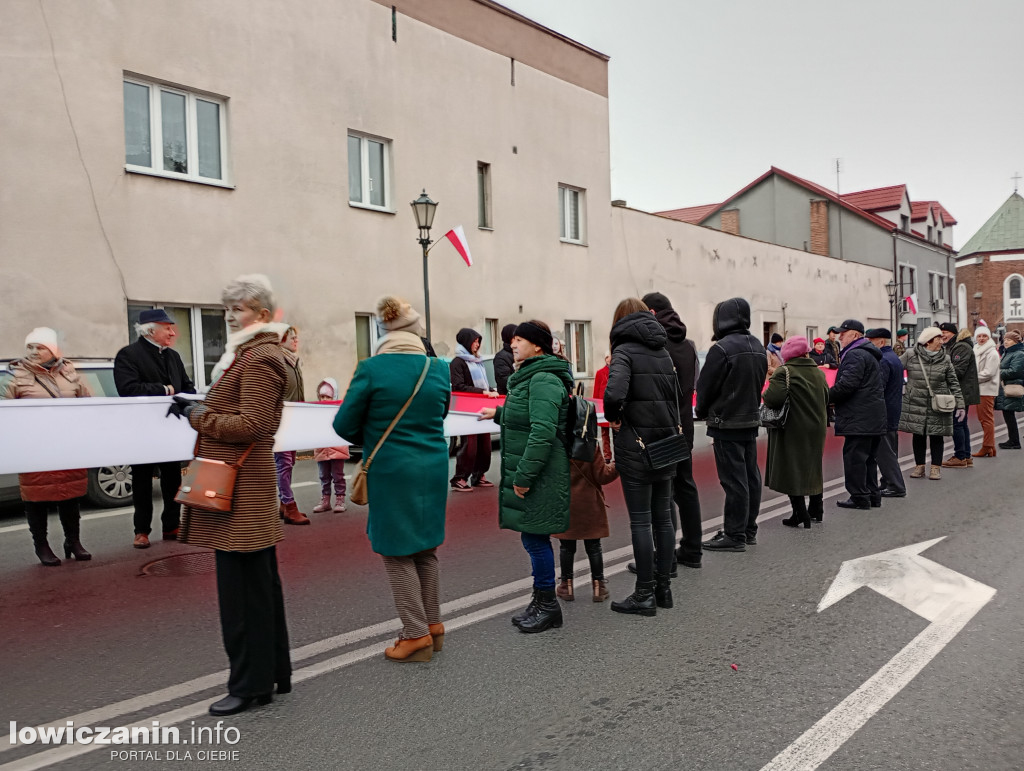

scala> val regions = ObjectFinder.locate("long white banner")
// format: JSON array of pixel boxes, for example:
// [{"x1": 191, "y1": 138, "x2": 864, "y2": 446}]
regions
[{"x1": 0, "y1": 397, "x2": 498, "y2": 474}]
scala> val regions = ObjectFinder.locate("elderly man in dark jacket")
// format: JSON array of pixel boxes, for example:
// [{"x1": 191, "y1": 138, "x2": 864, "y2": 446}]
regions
[
  {"x1": 114, "y1": 309, "x2": 196, "y2": 548},
  {"x1": 940, "y1": 323, "x2": 981, "y2": 466},
  {"x1": 696, "y1": 298, "x2": 767, "y2": 552},
  {"x1": 866, "y1": 328, "x2": 906, "y2": 498},
  {"x1": 642, "y1": 292, "x2": 702, "y2": 569},
  {"x1": 494, "y1": 323, "x2": 517, "y2": 396},
  {"x1": 829, "y1": 320, "x2": 887, "y2": 510}
]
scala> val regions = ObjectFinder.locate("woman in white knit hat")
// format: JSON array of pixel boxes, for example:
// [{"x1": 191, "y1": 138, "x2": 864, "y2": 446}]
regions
[{"x1": 2, "y1": 328, "x2": 93, "y2": 565}]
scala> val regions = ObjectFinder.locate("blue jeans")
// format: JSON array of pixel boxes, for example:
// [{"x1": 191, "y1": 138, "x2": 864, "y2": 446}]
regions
[
  {"x1": 274, "y1": 451, "x2": 296, "y2": 504},
  {"x1": 520, "y1": 532, "x2": 555, "y2": 591},
  {"x1": 952, "y1": 407, "x2": 971, "y2": 459}
]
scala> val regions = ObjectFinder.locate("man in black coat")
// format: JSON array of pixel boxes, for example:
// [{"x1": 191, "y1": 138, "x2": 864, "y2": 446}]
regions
[
  {"x1": 642, "y1": 292, "x2": 702, "y2": 569},
  {"x1": 829, "y1": 319, "x2": 887, "y2": 510},
  {"x1": 940, "y1": 322, "x2": 981, "y2": 466},
  {"x1": 866, "y1": 328, "x2": 906, "y2": 498},
  {"x1": 114, "y1": 309, "x2": 196, "y2": 548},
  {"x1": 494, "y1": 323, "x2": 517, "y2": 395},
  {"x1": 696, "y1": 298, "x2": 767, "y2": 552}
]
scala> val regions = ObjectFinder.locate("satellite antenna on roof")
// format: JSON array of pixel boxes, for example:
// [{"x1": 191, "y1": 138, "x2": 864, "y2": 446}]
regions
[
  {"x1": 1012, "y1": 172, "x2": 1021, "y2": 193},
  {"x1": 834, "y1": 158, "x2": 844, "y2": 261}
]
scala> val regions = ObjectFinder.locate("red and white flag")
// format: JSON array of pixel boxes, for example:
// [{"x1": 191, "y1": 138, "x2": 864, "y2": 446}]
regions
[
  {"x1": 442, "y1": 225, "x2": 473, "y2": 267},
  {"x1": 904, "y1": 293, "x2": 918, "y2": 314}
]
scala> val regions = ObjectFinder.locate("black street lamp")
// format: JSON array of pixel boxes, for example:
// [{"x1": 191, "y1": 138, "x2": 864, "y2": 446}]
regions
[
  {"x1": 411, "y1": 189, "x2": 438, "y2": 341},
  {"x1": 886, "y1": 279, "x2": 898, "y2": 333}
]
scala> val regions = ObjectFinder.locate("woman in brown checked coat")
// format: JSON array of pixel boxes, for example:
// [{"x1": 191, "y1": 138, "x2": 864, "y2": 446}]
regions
[{"x1": 168, "y1": 275, "x2": 293, "y2": 718}]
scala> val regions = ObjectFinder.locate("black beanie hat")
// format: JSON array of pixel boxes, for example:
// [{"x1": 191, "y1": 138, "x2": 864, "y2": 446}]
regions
[
  {"x1": 513, "y1": 321, "x2": 553, "y2": 355},
  {"x1": 456, "y1": 328, "x2": 482, "y2": 351},
  {"x1": 641, "y1": 292, "x2": 672, "y2": 313},
  {"x1": 500, "y1": 323, "x2": 517, "y2": 346}
]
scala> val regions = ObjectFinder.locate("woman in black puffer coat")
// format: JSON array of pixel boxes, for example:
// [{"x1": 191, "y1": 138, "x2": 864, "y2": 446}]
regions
[{"x1": 603, "y1": 298, "x2": 681, "y2": 616}]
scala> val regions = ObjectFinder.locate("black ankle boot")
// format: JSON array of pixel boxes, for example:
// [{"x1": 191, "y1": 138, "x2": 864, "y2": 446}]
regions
[
  {"x1": 611, "y1": 580, "x2": 657, "y2": 616},
  {"x1": 34, "y1": 542, "x2": 61, "y2": 567},
  {"x1": 654, "y1": 573, "x2": 673, "y2": 609},
  {"x1": 516, "y1": 589, "x2": 562, "y2": 633},
  {"x1": 809, "y1": 494, "x2": 824, "y2": 523},
  {"x1": 511, "y1": 589, "x2": 540, "y2": 626}
]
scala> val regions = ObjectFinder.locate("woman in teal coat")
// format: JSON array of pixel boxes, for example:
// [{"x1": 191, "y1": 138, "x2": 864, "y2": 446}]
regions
[
  {"x1": 479, "y1": 320, "x2": 573, "y2": 634},
  {"x1": 996, "y1": 330, "x2": 1024, "y2": 449},
  {"x1": 333, "y1": 297, "x2": 450, "y2": 663}
]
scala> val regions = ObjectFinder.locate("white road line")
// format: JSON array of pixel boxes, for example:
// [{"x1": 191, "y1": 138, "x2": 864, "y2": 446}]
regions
[{"x1": 0, "y1": 426, "x2": 1006, "y2": 769}]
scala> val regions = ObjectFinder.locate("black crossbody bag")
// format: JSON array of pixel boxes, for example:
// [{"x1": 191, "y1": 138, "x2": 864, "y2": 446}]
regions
[{"x1": 625, "y1": 368, "x2": 691, "y2": 470}]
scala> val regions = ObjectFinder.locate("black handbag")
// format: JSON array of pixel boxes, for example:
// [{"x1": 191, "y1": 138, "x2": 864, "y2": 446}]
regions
[
  {"x1": 626, "y1": 369, "x2": 691, "y2": 470},
  {"x1": 759, "y1": 366, "x2": 790, "y2": 429}
]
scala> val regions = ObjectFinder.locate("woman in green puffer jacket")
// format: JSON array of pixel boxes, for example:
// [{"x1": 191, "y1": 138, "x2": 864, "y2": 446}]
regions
[
  {"x1": 995, "y1": 330, "x2": 1024, "y2": 449},
  {"x1": 479, "y1": 320, "x2": 573, "y2": 634},
  {"x1": 899, "y1": 327, "x2": 965, "y2": 480}
]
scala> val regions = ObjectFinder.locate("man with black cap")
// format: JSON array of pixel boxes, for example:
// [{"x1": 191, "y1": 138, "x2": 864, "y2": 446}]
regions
[
  {"x1": 114, "y1": 309, "x2": 196, "y2": 548},
  {"x1": 865, "y1": 328, "x2": 906, "y2": 497},
  {"x1": 829, "y1": 319, "x2": 887, "y2": 510},
  {"x1": 940, "y1": 322, "x2": 981, "y2": 467},
  {"x1": 641, "y1": 292, "x2": 702, "y2": 568},
  {"x1": 825, "y1": 327, "x2": 842, "y2": 366},
  {"x1": 494, "y1": 323, "x2": 517, "y2": 396},
  {"x1": 696, "y1": 297, "x2": 767, "y2": 552}
]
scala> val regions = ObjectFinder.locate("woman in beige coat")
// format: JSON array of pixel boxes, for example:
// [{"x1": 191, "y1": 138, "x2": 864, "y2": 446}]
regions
[
  {"x1": 168, "y1": 275, "x2": 292, "y2": 717},
  {"x1": 3, "y1": 328, "x2": 92, "y2": 565},
  {"x1": 972, "y1": 326, "x2": 1000, "y2": 457}
]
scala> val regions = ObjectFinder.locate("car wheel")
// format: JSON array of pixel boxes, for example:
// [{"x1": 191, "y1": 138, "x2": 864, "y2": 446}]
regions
[{"x1": 87, "y1": 465, "x2": 133, "y2": 507}]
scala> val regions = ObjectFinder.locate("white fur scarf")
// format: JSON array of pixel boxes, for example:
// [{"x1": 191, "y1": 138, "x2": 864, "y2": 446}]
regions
[{"x1": 209, "y1": 322, "x2": 290, "y2": 385}]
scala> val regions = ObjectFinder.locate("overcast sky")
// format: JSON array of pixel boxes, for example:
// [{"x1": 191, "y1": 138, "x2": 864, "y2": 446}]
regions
[{"x1": 501, "y1": 0, "x2": 1023, "y2": 247}]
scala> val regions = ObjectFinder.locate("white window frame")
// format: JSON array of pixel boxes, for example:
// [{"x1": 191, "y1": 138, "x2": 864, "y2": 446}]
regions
[
  {"x1": 806, "y1": 326, "x2": 818, "y2": 343},
  {"x1": 355, "y1": 312, "x2": 381, "y2": 360},
  {"x1": 558, "y1": 184, "x2": 587, "y2": 245},
  {"x1": 482, "y1": 318, "x2": 499, "y2": 355},
  {"x1": 348, "y1": 131, "x2": 393, "y2": 212},
  {"x1": 123, "y1": 76, "x2": 231, "y2": 187},
  {"x1": 477, "y1": 162, "x2": 493, "y2": 229},
  {"x1": 563, "y1": 320, "x2": 592, "y2": 377},
  {"x1": 898, "y1": 263, "x2": 917, "y2": 297},
  {"x1": 127, "y1": 302, "x2": 226, "y2": 392},
  {"x1": 1004, "y1": 274, "x2": 1024, "y2": 320}
]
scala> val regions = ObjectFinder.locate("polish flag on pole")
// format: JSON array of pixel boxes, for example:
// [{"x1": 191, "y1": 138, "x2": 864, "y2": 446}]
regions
[
  {"x1": 904, "y1": 293, "x2": 918, "y2": 314},
  {"x1": 442, "y1": 225, "x2": 473, "y2": 267}
]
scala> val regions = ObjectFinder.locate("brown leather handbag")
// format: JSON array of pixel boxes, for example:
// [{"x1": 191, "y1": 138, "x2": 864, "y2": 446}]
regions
[{"x1": 175, "y1": 443, "x2": 255, "y2": 514}]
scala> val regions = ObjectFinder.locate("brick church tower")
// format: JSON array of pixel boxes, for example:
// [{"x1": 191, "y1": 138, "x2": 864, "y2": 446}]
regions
[{"x1": 955, "y1": 192, "x2": 1024, "y2": 338}]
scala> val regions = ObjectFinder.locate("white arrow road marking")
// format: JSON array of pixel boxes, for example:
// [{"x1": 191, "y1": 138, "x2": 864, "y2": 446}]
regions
[{"x1": 761, "y1": 537, "x2": 996, "y2": 771}]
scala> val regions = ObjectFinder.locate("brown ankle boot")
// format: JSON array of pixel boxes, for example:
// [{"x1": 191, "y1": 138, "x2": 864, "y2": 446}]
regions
[
  {"x1": 384, "y1": 634, "x2": 433, "y2": 662},
  {"x1": 282, "y1": 501, "x2": 311, "y2": 525},
  {"x1": 972, "y1": 446, "x2": 997, "y2": 457},
  {"x1": 592, "y1": 579, "x2": 609, "y2": 602},
  {"x1": 428, "y1": 622, "x2": 445, "y2": 651},
  {"x1": 555, "y1": 578, "x2": 574, "y2": 601}
]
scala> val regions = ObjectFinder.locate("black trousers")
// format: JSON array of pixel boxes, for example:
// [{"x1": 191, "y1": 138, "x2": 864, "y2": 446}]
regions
[
  {"x1": 132, "y1": 462, "x2": 183, "y2": 535},
  {"x1": 1003, "y1": 411, "x2": 1021, "y2": 445},
  {"x1": 877, "y1": 430, "x2": 905, "y2": 494},
  {"x1": 452, "y1": 434, "x2": 492, "y2": 484},
  {"x1": 712, "y1": 438, "x2": 762, "y2": 543},
  {"x1": 24, "y1": 500, "x2": 81, "y2": 543},
  {"x1": 912, "y1": 434, "x2": 945, "y2": 466},
  {"x1": 672, "y1": 456, "x2": 702, "y2": 563},
  {"x1": 215, "y1": 547, "x2": 292, "y2": 698},
  {"x1": 620, "y1": 476, "x2": 674, "y2": 583},
  {"x1": 842, "y1": 435, "x2": 882, "y2": 504},
  {"x1": 558, "y1": 538, "x2": 604, "y2": 581}
]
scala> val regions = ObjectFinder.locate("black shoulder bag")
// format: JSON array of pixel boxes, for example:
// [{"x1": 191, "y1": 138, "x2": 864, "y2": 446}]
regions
[{"x1": 626, "y1": 369, "x2": 691, "y2": 470}]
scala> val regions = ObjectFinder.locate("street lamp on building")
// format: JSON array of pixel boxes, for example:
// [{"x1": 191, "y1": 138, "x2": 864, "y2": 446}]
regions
[
  {"x1": 886, "y1": 279, "x2": 898, "y2": 332},
  {"x1": 411, "y1": 189, "x2": 438, "y2": 341}
]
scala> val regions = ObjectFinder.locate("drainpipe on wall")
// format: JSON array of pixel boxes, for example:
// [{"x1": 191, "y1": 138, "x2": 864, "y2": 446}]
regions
[
  {"x1": 947, "y1": 247, "x2": 954, "y2": 322},
  {"x1": 892, "y1": 234, "x2": 899, "y2": 334}
]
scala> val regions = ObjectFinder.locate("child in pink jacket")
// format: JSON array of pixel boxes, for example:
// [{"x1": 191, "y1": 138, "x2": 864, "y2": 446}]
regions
[{"x1": 313, "y1": 378, "x2": 349, "y2": 513}]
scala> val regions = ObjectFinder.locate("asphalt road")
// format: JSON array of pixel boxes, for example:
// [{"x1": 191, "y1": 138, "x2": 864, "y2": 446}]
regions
[{"x1": 1, "y1": 417, "x2": 1021, "y2": 771}]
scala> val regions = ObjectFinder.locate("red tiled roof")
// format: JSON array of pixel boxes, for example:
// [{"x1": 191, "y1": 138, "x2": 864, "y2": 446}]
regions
[
  {"x1": 910, "y1": 201, "x2": 933, "y2": 221},
  {"x1": 840, "y1": 184, "x2": 906, "y2": 212},
  {"x1": 768, "y1": 167, "x2": 899, "y2": 231},
  {"x1": 655, "y1": 203, "x2": 720, "y2": 224},
  {"x1": 915, "y1": 200, "x2": 957, "y2": 226}
]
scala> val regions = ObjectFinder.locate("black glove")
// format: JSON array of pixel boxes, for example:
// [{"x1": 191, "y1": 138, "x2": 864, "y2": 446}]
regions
[{"x1": 166, "y1": 395, "x2": 199, "y2": 420}]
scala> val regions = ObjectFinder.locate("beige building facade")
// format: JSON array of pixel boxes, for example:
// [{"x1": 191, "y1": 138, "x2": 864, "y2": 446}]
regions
[{"x1": 2, "y1": 0, "x2": 890, "y2": 394}]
